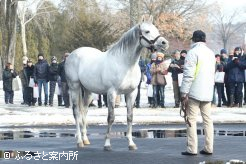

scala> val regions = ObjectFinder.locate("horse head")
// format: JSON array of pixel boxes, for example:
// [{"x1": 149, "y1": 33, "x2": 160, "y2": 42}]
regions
[{"x1": 139, "y1": 16, "x2": 169, "y2": 52}]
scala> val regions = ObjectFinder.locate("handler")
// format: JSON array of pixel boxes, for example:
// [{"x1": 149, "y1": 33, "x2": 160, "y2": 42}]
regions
[{"x1": 180, "y1": 30, "x2": 215, "y2": 156}]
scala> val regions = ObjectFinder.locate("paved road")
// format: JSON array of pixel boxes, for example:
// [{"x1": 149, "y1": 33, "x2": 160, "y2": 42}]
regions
[{"x1": 0, "y1": 124, "x2": 245, "y2": 164}]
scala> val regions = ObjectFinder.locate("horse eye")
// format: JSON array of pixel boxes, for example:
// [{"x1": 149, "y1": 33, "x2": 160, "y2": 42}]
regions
[{"x1": 145, "y1": 31, "x2": 150, "y2": 34}]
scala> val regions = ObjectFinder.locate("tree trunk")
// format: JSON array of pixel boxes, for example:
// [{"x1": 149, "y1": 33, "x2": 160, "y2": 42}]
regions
[
  {"x1": 21, "y1": 21, "x2": 27, "y2": 57},
  {"x1": 0, "y1": 0, "x2": 18, "y2": 69}
]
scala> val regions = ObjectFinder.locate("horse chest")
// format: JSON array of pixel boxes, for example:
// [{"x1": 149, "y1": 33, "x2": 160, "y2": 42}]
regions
[{"x1": 118, "y1": 69, "x2": 140, "y2": 91}]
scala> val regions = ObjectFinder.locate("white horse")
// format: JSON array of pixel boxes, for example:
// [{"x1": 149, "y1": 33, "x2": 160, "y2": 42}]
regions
[{"x1": 65, "y1": 16, "x2": 169, "y2": 151}]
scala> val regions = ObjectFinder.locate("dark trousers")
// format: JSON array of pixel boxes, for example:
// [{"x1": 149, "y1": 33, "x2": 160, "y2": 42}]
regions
[
  {"x1": 26, "y1": 87, "x2": 37, "y2": 105},
  {"x1": 22, "y1": 87, "x2": 28, "y2": 103},
  {"x1": 37, "y1": 79, "x2": 48, "y2": 105},
  {"x1": 58, "y1": 95, "x2": 63, "y2": 106},
  {"x1": 244, "y1": 82, "x2": 246, "y2": 103},
  {"x1": 225, "y1": 82, "x2": 230, "y2": 105},
  {"x1": 62, "y1": 82, "x2": 70, "y2": 107},
  {"x1": 215, "y1": 83, "x2": 226, "y2": 105},
  {"x1": 172, "y1": 80, "x2": 180, "y2": 106},
  {"x1": 135, "y1": 81, "x2": 142, "y2": 106},
  {"x1": 229, "y1": 82, "x2": 243, "y2": 105},
  {"x1": 148, "y1": 97, "x2": 153, "y2": 105},
  {"x1": 98, "y1": 94, "x2": 107, "y2": 107},
  {"x1": 153, "y1": 85, "x2": 165, "y2": 107},
  {"x1": 49, "y1": 81, "x2": 56, "y2": 105},
  {"x1": 5, "y1": 91, "x2": 14, "y2": 104}
]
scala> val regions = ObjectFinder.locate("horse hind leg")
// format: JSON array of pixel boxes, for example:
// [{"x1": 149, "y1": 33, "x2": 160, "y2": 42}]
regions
[
  {"x1": 70, "y1": 84, "x2": 84, "y2": 148},
  {"x1": 104, "y1": 90, "x2": 116, "y2": 151},
  {"x1": 81, "y1": 88, "x2": 92, "y2": 145},
  {"x1": 125, "y1": 89, "x2": 138, "y2": 150}
]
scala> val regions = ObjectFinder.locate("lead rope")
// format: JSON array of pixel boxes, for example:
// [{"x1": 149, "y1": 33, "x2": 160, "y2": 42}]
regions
[{"x1": 180, "y1": 98, "x2": 191, "y2": 127}]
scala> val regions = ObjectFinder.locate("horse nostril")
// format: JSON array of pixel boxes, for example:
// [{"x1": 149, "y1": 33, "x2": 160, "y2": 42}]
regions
[{"x1": 162, "y1": 41, "x2": 166, "y2": 45}]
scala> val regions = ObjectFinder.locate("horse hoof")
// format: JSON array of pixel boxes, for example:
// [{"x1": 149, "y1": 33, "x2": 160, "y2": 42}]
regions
[
  {"x1": 104, "y1": 146, "x2": 112, "y2": 151},
  {"x1": 129, "y1": 145, "x2": 137, "y2": 150},
  {"x1": 77, "y1": 142, "x2": 84, "y2": 148},
  {"x1": 83, "y1": 140, "x2": 90, "y2": 145}
]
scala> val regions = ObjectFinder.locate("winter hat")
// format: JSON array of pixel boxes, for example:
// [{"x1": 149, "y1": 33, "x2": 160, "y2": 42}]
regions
[
  {"x1": 220, "y1": 49, "x2": 227, "y2": 54},
  {"x1": 180, "y1": 50, "x2": 187, "y2": 54},
  {"x1": 234, "y1": 47, "x2": 241, "y2": 51},
  {"x1": 157, "y1": 52, "x2": 165, "y2": 59},
  {"x1": 215, "y1": 54, "x2": 221, "y2": 58},
  {"x1": 27, "y1": 59, "x2": 32, "y2": 63},
  {"x1": 151, "y1": 52, "x2": 157, "y2": 60},
  {"x1": 51, "y1": 56, "x2": 57, "y2": 61},
  {"x1": 38, "y1": 52, "x2": 44, "y2": 58},
  {"x1": 22, "y1": 56, "x2": 28, "y2": 61},
  {"x1": 191, "y1": 30, "x2": 206, "y2": 42}
]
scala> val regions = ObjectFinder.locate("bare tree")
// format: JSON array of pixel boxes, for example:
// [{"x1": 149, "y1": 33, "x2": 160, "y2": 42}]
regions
[
  {"x1": 117, "y1": 0, "x2": 214, "y2": 40},
  {"x1": 17, "y1": 0, "x2": 56, "y2": 58},
  {"x1": 212, "y1": 8, "x2": 246, "y2": 49},
  {"x1": 130, "y1": 0, "x2": 140, "y2": 27}
]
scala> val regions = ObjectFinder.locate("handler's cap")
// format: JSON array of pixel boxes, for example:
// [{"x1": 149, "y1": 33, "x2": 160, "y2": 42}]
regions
[{"x1": 191, "y1": 30, "x2": 206, "y2": 42}]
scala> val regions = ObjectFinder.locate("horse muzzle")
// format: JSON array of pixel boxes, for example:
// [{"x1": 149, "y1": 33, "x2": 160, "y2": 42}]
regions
[{"x1": 154, "y1": 36, "x2": 169, "y2": 51}]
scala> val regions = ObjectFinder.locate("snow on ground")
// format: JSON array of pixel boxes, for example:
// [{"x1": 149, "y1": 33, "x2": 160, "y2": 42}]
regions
[{"x1": 0, "y1": 74, "x2": 246, "y2": 127}]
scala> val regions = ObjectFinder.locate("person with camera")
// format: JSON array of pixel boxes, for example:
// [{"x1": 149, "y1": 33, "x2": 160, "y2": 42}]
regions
[{"x1": 224, "y1": 47, "x2": 246, "y2": 107}]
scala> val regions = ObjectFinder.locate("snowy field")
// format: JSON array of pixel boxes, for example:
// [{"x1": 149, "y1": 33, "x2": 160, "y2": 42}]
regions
[{"x1": 0, "y1": 73, "x2": 246, "y2": 128}]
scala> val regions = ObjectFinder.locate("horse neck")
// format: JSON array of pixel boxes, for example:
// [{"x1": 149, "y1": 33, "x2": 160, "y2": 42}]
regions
[{"x1": 107, "y1": 25, "x2": 143, "y2": 65}]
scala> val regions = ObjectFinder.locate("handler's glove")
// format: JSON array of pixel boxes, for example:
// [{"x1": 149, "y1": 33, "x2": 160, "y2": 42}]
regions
[{"x1": 181, "y1": 93, "x2": 188, "y2": 108}]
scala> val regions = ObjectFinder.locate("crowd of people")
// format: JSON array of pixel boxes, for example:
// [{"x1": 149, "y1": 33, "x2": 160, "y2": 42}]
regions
[
  {"x1": 143, "y1": 46, "x2": 246, "y2": 109},
  {"x1": 2, "y1": 46, "x2": 246, "y2": 109},
  {"x1": 2, "y1": 52, "x2": 70, "y2": 107}
]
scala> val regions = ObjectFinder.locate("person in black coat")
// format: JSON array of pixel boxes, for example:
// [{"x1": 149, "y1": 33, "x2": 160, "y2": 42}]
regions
[
  {"x1": 33, "y1": 53, "x2": 49, "y2": 106},
  {"x1": 215, "y1": 54, "x2": 227, "y2": 107},
  {"x1": 168, "y1": 50, "x2": 183, "y2": 108},
  {"x1": 48, "y1": 56, "x2": 59, "y2": 106},
  {"x1": 58, "y1": 53, "x2": 70, "y2": 108},
  {"x1": 2, "y1": 63, "x2": 17, "y2": 104},
  {"x1": 26, "y1": 59, "x2": 37, "y2": 106},
  {"x1": 224, "y1": 47, "x2": 246, "y2": 107}
]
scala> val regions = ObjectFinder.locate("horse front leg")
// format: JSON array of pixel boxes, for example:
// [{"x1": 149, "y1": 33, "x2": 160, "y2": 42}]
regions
[
  {"x1": 125, "y1": 89, "x2": 138, "y2": 150},
  {"x1": 104, "y1": 91, "x2": 116, "y2": 151}
]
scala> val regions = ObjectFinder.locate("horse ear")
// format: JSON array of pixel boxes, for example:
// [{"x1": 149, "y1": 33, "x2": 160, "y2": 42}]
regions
[
  {"x1": 141, "y1": 15, "x2": 146, "y2": 22},
  {"x1": 148, "y1": 15, "x2": 153, "y2": 23}
]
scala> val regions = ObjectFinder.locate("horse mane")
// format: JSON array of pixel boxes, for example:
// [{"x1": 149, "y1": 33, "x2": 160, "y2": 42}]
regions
[{"x1": 107, "y1": 25, "x2": 140, "y2": 56}]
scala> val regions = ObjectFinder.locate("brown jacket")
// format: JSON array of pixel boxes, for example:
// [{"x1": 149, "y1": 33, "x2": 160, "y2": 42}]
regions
[{"x1": 150, "y1": 61, "x2": 168, "y2": 85}]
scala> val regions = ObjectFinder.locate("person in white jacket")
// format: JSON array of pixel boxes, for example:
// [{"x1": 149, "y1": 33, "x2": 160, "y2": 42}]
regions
[{"x1": 180, "y1": 30, "x2": 215, "y2": 156}]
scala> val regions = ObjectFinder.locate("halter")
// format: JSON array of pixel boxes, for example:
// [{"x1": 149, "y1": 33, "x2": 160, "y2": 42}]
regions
[{"x1": 139, "y1": 25, "x2": 160, "y2": 52}]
